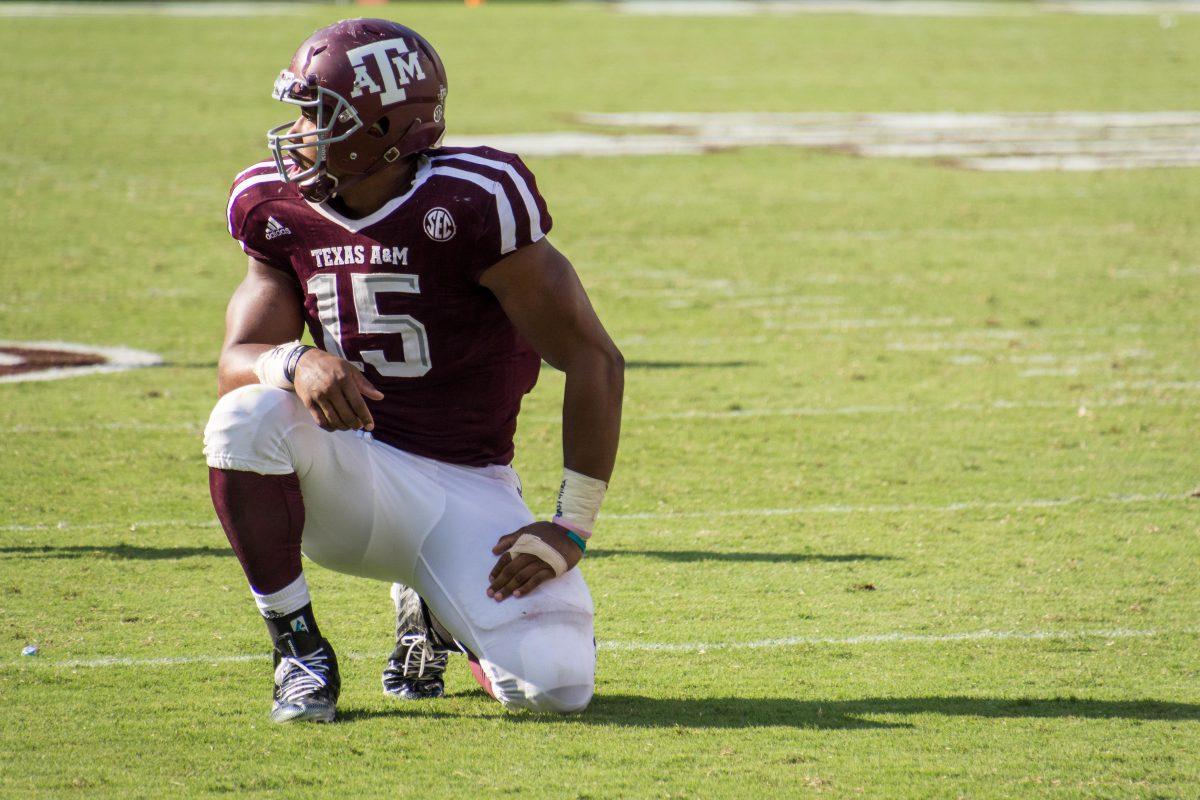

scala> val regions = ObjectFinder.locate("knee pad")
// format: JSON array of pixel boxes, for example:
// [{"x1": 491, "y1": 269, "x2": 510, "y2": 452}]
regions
[
  {"x1": 481, "y1": 613, "x2": 595, "y2": 714},
  {"x1": 203, "y1": 384, "x2": 309, "y2": 474},
  {"x1": 524, "y1": 682, "x2": 593, "y2": 714}
]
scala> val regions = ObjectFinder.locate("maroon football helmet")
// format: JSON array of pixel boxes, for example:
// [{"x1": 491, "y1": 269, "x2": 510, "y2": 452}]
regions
[{"x1": 267, "y1": 18, "x2": 448, "y2": 203}]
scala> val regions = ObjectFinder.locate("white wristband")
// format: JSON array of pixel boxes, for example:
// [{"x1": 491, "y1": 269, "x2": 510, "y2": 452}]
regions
[
  {"x1": 552, "y1": 468, "x2": 607, "y2": 540},
  {"x1": 253, "y1": 341, "x2": 305, "y2": 390}
]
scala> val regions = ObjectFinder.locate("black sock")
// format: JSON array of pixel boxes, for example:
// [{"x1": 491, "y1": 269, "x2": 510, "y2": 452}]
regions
[
  {"x1": 422, "y1": 602, "x2": 458, "y2": 649},
  {"x1": 263, "y1": 603, "x2": 322, "y2": 641}
]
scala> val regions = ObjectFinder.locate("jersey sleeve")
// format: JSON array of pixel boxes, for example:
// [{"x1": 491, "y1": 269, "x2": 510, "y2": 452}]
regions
[
  {"x1": 470, "y1": 154, "x2": 553, "y2": 281},
  {"x1": 226, "y1": 165, "x2": 292, "y2": 273}
]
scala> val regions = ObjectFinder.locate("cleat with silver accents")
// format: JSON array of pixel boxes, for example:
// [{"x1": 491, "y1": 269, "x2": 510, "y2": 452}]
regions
[
  {"x1": 382, "y1": 583, "x2": 453, "y2": 700},
  {"x1": 271, "y1": 631, "x2": 340, "y2": 723}
]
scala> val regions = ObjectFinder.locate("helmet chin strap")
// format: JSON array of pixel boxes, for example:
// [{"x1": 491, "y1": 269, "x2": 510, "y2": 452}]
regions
[
  {"x1": 297, "y1": 172, "x2": 339, "y2": 204},
  {"x1": 304, "y1": 118, "x2": 427, "y2": 208}
]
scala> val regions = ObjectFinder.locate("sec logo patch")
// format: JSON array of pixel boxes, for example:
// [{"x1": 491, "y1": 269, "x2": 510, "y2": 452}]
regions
[{"x1": 423, "y1": 207, "x2": 456, "y2": 242}]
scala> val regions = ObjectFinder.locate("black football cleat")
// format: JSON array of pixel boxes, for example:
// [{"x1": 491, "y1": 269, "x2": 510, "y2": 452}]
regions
[
  {"x1": 382, "y1": 584, "x2": 452, "y2": 700},
  {"x1": 270, "y1": 630, "x2": 340, "y2": 723}
]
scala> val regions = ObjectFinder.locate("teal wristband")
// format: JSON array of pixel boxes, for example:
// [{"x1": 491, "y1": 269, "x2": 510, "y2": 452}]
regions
[{"x1": 563, "y1": 529, "x2": 587, "y2": 553}]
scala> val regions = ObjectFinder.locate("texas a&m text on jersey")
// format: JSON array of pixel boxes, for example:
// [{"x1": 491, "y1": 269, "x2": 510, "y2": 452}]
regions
[{"x1": 226, "y1": 146, "x2": 552, "y2": 466}]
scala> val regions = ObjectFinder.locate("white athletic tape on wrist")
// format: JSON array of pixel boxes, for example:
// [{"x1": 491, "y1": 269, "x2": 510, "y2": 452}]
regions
[
  {"x1": 508, "y1": 533, "x2": 569, "y2": 577},
  {"x1": 553, "y1": 468, "x2": 607, "y2": 539},
  {"x1": 253, "y1": 341, "x2": 304, "y2": 390}
]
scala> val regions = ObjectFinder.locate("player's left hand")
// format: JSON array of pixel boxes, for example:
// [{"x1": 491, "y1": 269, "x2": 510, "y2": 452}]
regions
[{"x1": 487, "y1": 521, "x2": 583, "y2": 602}]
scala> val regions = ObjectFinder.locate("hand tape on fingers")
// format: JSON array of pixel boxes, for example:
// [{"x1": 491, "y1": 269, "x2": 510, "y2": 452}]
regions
[{"x1": 507, "y1": 533, "x2": 568, "y2": 578}]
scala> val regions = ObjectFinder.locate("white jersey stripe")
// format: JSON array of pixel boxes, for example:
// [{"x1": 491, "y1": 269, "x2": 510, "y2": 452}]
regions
[
  {"x1": 430, "y1": 153, "x2": 543, "y2": 242},
  {"x1": 429, "y1": 166, "x2": 517, "y2": 253},
  {"x1": 306, "y1": 156, "x2": 435, "y2": 234},
  {"x1": 226, "y1": 171, "x2": 283, "y2": 236}
]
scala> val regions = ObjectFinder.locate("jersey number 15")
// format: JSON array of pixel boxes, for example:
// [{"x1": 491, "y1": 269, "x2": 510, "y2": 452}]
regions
[{"x1": 306, "y1": 272, "x2": 433, "y2": 378}]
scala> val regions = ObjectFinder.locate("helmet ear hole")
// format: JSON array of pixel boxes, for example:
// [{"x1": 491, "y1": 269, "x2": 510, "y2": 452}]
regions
[{"x1": 368, "y1": 117, "x2": 390, "y2": 138}]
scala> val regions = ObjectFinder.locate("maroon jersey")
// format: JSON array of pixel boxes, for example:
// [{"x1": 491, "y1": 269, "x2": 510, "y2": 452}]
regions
[{"x1": 226, "y1": 146, "x2": 551, "y2": 466}]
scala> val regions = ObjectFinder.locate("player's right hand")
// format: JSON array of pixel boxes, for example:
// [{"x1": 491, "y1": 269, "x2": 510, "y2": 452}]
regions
[{"x1": 293, "y1": 349, "x2": 384, "y2": 432}]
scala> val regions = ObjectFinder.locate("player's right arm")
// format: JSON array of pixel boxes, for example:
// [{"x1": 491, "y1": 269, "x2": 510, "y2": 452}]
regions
[{"x1": 216, "y1": 257, "x2": 382, "y2": 431}]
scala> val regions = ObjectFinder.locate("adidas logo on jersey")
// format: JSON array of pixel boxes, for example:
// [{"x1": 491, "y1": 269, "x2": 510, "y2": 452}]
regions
[{"x1": 265, "y1": 216, "x2": 292, "y2": 240}]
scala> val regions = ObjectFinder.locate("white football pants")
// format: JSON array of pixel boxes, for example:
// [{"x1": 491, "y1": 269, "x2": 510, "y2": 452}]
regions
[{"x1": 203, "y1": 384, "x2": 595, "y2": 714}]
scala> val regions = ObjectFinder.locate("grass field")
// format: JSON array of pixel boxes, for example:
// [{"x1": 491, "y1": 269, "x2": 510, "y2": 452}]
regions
[{"x1": 2, "y1": 2, "x2": 1199, "y2": 797}]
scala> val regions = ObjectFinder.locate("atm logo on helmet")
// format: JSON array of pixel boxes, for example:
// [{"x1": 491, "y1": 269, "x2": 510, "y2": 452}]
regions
[{"x1": 348, "y1": 37, "x2": 427, "y2": 106}]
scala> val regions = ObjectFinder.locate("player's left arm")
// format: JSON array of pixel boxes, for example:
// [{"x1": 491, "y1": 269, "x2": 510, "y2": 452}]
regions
[{"x1": 480, "y1": 237, "x2": 624, "y2": 601}]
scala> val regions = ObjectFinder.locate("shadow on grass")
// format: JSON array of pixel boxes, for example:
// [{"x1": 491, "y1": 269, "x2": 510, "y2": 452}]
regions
[
  {"x1": 151, "y1": 361, "x2": 219, "y2": 369},
  {"x1": 505, "y1": 694, "x2": 1200, "y2": 730},
  {"x1": 156, "y1": 358, "x2": 755, "y2": 372},
  {"x1": 336, "y1": 694, "x2": 1200, "y2": 729},
  {"x1": 0, "y1": 544, "x2": 892, "y2": 566},
  {"x1": 587, "y1": 549, "x2": 896, "y2": 564},
  {"x1": 336, "y1": 707, "x2": 467, "y2": 724},
  {"x1": 624, "y1": 360, "x2": 756, "y2": 370},
  {"x1": 0, "y1": 544, "x2": 228, "y2": 560}
]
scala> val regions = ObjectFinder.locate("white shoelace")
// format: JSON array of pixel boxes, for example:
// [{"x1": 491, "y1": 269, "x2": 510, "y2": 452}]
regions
[
  {"x1": 398, "y1": 633, "x2": 448, "y2": 679},
  {"x1": 274, "y1": 648, "x2": 330, "y2": 703}
]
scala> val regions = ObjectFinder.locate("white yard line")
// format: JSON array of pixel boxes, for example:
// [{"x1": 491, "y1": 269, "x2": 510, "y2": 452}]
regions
[
  {"x1": 886, "y1": 331, "x2": 1147, "y2": 352},
  {"x1": 857, "y1": 140, "x2": 1200, "y2": 158},
  {"x1": 949, "y1": 352, "x2": 1150, "y2": 366},
  {"x1": 580, "y1": 111, "x2": 1200, "y2": 129},
  {"x1": 1109, "y1": 265, "x2": 1200, "y2": 279},
  {"x1": 0, "y1": 519, "x2": 220, "y2": 533},
  {"x1": 603, "y1": 627, "x2": 1179, "y2": 652},
  {"x1": 1019, "y1": 367, "x2": 1082, "y2": 378},
  {"x1": 614, "y1": 2, "x2": 1200, "y2": 17},
  {"x1": 2, "y1": 627, "x2": 1183, "y2": 670},
  {"x1": 962, "y1": 153, "x2": 1200, "y2": 171},
  {"x1": 0, "y1": 492, "x2": 1186, "y2": 534},
  {"x1": 617, "y1": 324, "x2": 1149, "y2": 346},
  {"x1": 603, "y1": 395, "x2": 1195, "y2": 422},
  {"x1": 449, "y1": 112, "x2": 1200, "y2": 171},
  {"x1": 762, "y1": 317, "x2": 957, "y2": 331},
  {"x1": 1110, "y1": 379, "x2": 1200, "y2": 390},
  {"x1": 0, "y1": 2, "x2": 302, "y2": 17},
  {"x1": 2, "y1": 390, "x2": 1196, "y2": 436},
  {"x1": 601, "y1": 492, "x2": 1183, "y2": 519},
  {"x1": 0, "y1": 421, "x2": 200, "y2": 435}
]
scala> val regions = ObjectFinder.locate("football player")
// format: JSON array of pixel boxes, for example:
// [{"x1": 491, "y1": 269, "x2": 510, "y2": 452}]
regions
[{"x1": 203, "y1": 18, "x2": 623, "y2": 722}]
